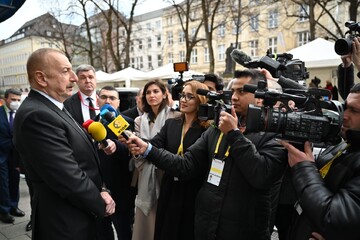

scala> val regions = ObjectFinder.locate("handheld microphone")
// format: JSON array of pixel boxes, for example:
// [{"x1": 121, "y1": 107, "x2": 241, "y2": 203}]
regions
[
  {"x1": 101, "y1": 109, "x2": 130, "y2": 140},
  {"x1": 100, "y1": 104, "x2": 118, "y2": 124},
  {"x1": 82, "y1": 119, "x2": 94, "y2": 131},
  {"x1": 230, "y1": 49, "x2": 252, "y2": 66},
  {"x1": 87, "y1": 122, "x2": 109, "y2": 147}
]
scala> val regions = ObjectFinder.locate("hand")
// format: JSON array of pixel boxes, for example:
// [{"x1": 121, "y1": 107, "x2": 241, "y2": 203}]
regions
[
  {"x1": 126, "y1": 135, "x2": 148, "y2": 155},
  {"x1": 219, "y1": 106, "x2": 238, "y2": 134},
  {"x1": 99, "y1": 139, "x2": 116, "y2": 155},
  {"x1": 118, "y1": 130, "x2": 133, "y2": 144},
  {"x1": 259, "y1": 68, "x2": 275, "y2": 81},
  {"x1": 279, "y1": 141, "x2": 314, "y2": 167},
  {"x1": 309, "y1": 232, "x2": 325, "y2": 240},
  {"x1": 352, "y1": 37, "x2": 360, "y2": 72},
  {"x1": 100, "y1": 191, "x2": 116, "y2": 216}
]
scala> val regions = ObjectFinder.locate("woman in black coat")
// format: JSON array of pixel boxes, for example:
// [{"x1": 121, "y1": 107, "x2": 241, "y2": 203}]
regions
[{"x1": 149, "y1": 80, "x2": 211, "y2": 240}]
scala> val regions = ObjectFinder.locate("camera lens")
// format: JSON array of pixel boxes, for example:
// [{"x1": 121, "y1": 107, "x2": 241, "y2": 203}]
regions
[{"x1": 334, "y1": 38, "x2": 353, "y2": 55}]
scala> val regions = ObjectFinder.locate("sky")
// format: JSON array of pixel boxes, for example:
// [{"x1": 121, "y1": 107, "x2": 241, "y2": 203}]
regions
[{"x1": 0, "y1": 0, "x2": 174, "y2": 40}]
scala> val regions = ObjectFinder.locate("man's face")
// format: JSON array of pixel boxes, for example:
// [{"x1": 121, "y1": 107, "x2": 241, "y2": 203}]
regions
[
  {"x1": 77, "y1": 70, "x2": 97, "y2": 96},
  {"x1": 341, "y1": 92, "x2": 360, "y2": 138},
  {"x1": 230, "y1": 77, "x2": 255, "y2": 118},
  {"x1": 5, "y1": 93, "x2": 21, "y2": 109},
  {"x1": 97, "y1": 89, "x2": 120, "y2": 109},
  {"x1": 136, "y1": 90, "x2": 143, "y2": 111},
  {"x1": 203, "y1": 80, "x2": 216, "y2": 92},
  {"x1": 42, "y1": 52, "x2": 78, "y2": 103}
]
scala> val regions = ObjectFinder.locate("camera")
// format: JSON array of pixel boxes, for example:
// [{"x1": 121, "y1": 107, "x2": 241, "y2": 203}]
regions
[
  {"x1": 197, "y1": 89, "x2": 232, "y2": 127},
  {"x1": 244, "y1": 80, "x2": 343, "y2": 145},
  {"x1": 244, "y1": 50, "x2": 309, "y2": 83},
  {"x1": 335, "y1": 21, "x2": 360, "y2": 55},
  {"x1": 168, "y1": 62, "x2": 189, "y2": 100}
]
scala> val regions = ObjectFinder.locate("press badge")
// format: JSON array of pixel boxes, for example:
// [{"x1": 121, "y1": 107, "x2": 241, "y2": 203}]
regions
[{"x1": 207, "y1": 158, "x2": 225, "y2": 186}]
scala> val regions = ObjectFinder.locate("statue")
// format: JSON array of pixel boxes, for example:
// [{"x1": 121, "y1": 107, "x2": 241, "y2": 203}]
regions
[{"x1": 225, "y1": 43, "x2": 235, "y2": 74}]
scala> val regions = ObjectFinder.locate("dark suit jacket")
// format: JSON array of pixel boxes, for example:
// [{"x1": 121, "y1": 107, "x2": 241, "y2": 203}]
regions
[
  {"x1": 13, "y1": 90, "x2": 105, "y2": 240},
  {"x1": 63, "y1": 92, "x2": 84, "y2": 125},
  {"x1": 122, "y1": 106, "x2": 140, "y2": 121},
  {"x1": 0, "y1": 106, "x2": 13, "y2": 164}
]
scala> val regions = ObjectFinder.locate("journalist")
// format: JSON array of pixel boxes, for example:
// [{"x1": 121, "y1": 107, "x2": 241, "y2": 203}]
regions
[
  {"x1": 280, "y1": 83, "x2": 360, "y2": 240},
  {"x1": 126, "y1": 69, "x2": 287, "y2": 240}
]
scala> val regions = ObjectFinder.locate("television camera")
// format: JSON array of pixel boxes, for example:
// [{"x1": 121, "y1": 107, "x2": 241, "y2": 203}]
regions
[
  {"x1": 244, "y1": 80, "x2": 343, "y2": 145},
  {"x1": 168, "y1": 62, "x2": 189, "y2": 100},
  {"x1": 197, "y1": 89, "x2": 232, "y2": 127},
  {"x1": 335, "y1": 21, "x2": 360, "y2": 55}
]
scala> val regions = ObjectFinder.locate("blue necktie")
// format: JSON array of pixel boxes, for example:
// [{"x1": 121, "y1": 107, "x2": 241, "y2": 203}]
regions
[{"x1": 9, "y1": 111, "x2": 14, "y2": 129}]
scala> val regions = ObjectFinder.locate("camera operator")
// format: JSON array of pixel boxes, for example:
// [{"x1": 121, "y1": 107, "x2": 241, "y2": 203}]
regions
[
  {"x1": 126, "y1": 69, "x2": 287, "y2": 240},
  {"x1": 337, "y1": 36, "x2": 360, "y2": 100},
  {"x1": 280, "y1": 83, "x2": 360, "y2": 240},
  {"x1": 203, "y1": 73, "x2": 224, "y2": 91}
]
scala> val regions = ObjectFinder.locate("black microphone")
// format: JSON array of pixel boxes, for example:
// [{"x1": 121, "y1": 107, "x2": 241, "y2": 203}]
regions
[
  {"x1": 230, "y1": 49, "x2": 252, "y2": 66},
  {"x1": 196, "y1": 88, "x2": 210, "y2": 96},
  {"x1": 243, "y1": 84, "x2": 258, "y2": 94}
]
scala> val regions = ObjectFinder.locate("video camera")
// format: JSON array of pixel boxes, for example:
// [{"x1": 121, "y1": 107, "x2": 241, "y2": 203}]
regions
[
  {"x1": 244, "y1": 50, "x2": 309, "y2": 83},
  {"x1": 168, "y1": 62, "x2": 189, "y2": 100},
  {"x1": 244, "y1": 80, "x2": 344, "y2": 145},
  {"x1": 197, "y1": 89, "x2": 232, "y2": 127},
  {"x1": 335, "y1": 21, "x2": 360, "y2": 55}
]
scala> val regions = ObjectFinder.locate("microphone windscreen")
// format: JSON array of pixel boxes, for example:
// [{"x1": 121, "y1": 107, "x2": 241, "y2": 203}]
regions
[
  {"x1": 243, "y1": 84, "x2": 258, "y2": 93},
  {"x1": 103, "y1": 111, "x2": 115, "y2": 123},
  {"x1": 196, "y1": 88, "x2": 210, "y2": 96},
  {"x1": 82, "y1": 119, "x2": 94, "y2": 130},
  {"x1": 230, "y1": 49, "x2": 252, "y2": 66},
  {"x1": 100, "y1": 104, "x2": 118, "y2": 117},
  {"x1": 88, "y1": 122, "x2": 107, "y2": 141}
]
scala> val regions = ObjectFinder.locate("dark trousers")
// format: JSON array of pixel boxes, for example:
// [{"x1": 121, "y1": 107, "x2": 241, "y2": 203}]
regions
[
  {"x1": 275, "y1": 204, "x2": 297, "y2": 240},
  {"x1": 0, "y1": 158, "x2": 19, "y2": 214}
]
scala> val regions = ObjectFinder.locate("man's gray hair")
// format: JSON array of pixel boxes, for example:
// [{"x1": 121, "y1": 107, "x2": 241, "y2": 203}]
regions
[{"x1": 75, "y1": 64, "x2": 96, "y2": 75}]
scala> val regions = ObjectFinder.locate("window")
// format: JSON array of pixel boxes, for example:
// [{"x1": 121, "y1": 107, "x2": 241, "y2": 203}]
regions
[
  {"x1": 157, "y1": 54, "x2": 162, "y2": 66},
  {"x1": 232, "y1": 20, "x2": 241, "y2": 35},
  {"x1": 167, "y1": 31, "x2": 173, "y2": 45},
  {"x1": 168, "y1": 52, "x2": 174, "y2": 63},
  {"x1": 147, "y1": 37, "x2": 152, "y2": 48},
  {"x1": 157, "y1": 35, "x2": 161, "y2": 47},
  {"x1": 218, "y1": 24, "x2": 225, "y2": 37},
  {"x1": 191, "y1": 49, "x2": 198, "y2": 64},
  {"x1": 191, "y1": 28, "x2": 197, "y2": 38},
  {"x1": 167, "y1": 16, "x2": 173, "y2": 26},
  {"x1": 204, "y1": 47, "x2": 209, "y2": 63},
  {"x1": 130, "y1": 42, "x2": 134, "y2": 52},
  {"x1": 297, "y1": 31, "x2": 309, "y2": 46},
  {"x1": 138, "y1": 57, "x2": 143, "y2": 69},
  {"x1": 148, "y1": 55, "x2": 152, "y2": 69},
  {"x1": 156, "y1": 20, "x2": 161, "y2": 30},
  {"x1": 298, "y1": 4, "x2": 309, "y2": 22},
  {"x1": 179, "y1": 50, "x2": 186, "y2": 62},
  {"x1": 250, "y1": 15, "x2": 259, "y2": 31},
  {"x1": 139, "y1": 40, "x2": 143, "y2": 50},
  {"x1": 249, "y1": 40, "x2": 258, "y2": 57},
  {"x1": 218, "y1": 45, "x2": 225, "y2": 61},
  {"x1": 146, "y1": 22, "x2": 151, "y2": 30},
  {"x1": 268, "y1": 37, "x2": 278, "y2": 54},
  {"x1": 179, "y1": 31, "x2": 185, "y2": 43},
  {"x1": 268, "y1": 9, "x2": 278, "y2": 28},
  {"x1": 131, "y1": 58, "x2": 135, "y2": 68}
]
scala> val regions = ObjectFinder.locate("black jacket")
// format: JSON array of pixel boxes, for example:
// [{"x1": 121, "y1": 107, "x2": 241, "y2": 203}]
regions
[
  {"x1": 337, "y1": 63, "x2": 354, "y2": 100},
  {"x1": 146, "y1": 127, "x2": 287, "y2": 240},
  {"x1": 289, "y1": 130, "x2": 360, "y2": 240}
]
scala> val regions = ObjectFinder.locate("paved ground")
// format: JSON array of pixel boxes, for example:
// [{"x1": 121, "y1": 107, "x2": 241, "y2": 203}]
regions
[{"x1": 0, "y1": 177, "x2": 279, "y2": 240}]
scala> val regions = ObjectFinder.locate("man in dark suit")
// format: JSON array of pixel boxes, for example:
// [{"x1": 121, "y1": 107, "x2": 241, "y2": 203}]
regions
[
  {"x1": 94, "y1": 86, "x2": 135, "y2": 240},
  {"x1": 64, "y1": 64, "x2": 99, "y2": 125},
  {"x1": 122, "y1": 88, "x2": 143, "y2": 120},
  {"x1": 0, "y1": 88, "x2": 25, "y2": 224},
  {"x1": 13, "y1": 48, "x2": 115, "y2": 240}
]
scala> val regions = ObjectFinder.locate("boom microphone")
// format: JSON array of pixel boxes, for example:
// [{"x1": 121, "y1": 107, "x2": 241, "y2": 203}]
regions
[
  {"x1": 196, "y1": 88, "x2": 210, "y2": 96},
  {"x1": 87, "y1": 122, "x2": 108, "y2": 147},
  {"x1": 230, "y1": 49, "x2": 252, "y2": 66}
]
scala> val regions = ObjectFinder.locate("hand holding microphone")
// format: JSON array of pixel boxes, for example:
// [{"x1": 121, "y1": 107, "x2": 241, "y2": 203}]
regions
[{"x1": 82, "y1": 119, "x2": 110, "y2": 149}]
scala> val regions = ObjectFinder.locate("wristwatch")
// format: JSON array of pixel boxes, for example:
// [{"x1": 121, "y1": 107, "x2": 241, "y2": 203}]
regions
[{"x1": 101, "y1": 186, "x2": 111, "y2": 195}]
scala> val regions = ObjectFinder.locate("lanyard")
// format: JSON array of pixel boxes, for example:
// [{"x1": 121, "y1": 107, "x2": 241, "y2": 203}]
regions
[
  {"x1": 177, "y1": 124, "x2": 185, "y2": 156},
  {"x1": 214, "y1": 133, "x2": 230, "y2": 159},
  {"x1": 77, "y1": 91, "x2": 99, "y2": 110},
  {"x1": 319, "y1": 144, "x2": 350, "y2": 178}
]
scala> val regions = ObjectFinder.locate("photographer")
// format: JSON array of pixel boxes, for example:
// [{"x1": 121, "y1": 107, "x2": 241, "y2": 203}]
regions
[
  {"x1": 126, "y1": 69, "x2": 287, "y2": 240},
  {"x1": 337, "y1": 36, "x2": 360, "y2": 99},
  {"x1": 280, "y1": 83, "x2": 360, "y2": 240}
]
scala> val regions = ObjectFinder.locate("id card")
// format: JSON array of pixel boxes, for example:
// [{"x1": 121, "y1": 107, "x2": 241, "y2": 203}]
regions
[{"x1": 207, "y1": 158, "x2": 225, "y2": 186}]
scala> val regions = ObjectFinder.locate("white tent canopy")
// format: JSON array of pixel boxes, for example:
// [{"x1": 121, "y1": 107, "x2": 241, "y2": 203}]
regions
[
  {"x1": 95, "y1": 70, "x2": 114, "y2": 82},
  {"x1": 96, "y1": 67, "x2": 148, "y2": 87},
  {"x1": 146, "y1": 63, "x2": 204, "y2": 80},
  {"x1": 287, "y1": 38, "x2": 342, "y2": 68}
]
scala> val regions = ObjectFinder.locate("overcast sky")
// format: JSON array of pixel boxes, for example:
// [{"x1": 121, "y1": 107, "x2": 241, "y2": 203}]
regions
[{"x1": 0, "y1": 0, "x2": 174, "y2": 40}]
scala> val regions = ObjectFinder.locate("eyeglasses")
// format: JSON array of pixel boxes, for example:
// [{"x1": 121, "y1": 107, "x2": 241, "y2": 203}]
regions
[
  {"x1": 99, "y1": 95, "x2": 118, "y2": 101},
  {"x1": 179, "y1": 93, "x2": 195, "y2": 101}
]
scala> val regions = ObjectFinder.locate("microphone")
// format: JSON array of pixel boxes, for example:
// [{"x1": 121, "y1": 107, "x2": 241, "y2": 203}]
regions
[
  {"x1": 100, "y1": 104, "x2": 118, "y2": 124},
  {"x1": 243, "y1": 84, "x2": 258, "y2": 94},
  {"x1": 82, "y1": 119, "x2": 94, "y2": 131},
  {"x1": 87, "y1": 121, "x2": 109, "y2": 147},
  {"x1": 196, "y1": 88, "x2": 210, "y2": 96},
  {"x1": 230, "y1": 49, "x2": 252, "y2": 66},
  {"x1": 101, "y1": 109, "x2": 131, "y2": 140}
]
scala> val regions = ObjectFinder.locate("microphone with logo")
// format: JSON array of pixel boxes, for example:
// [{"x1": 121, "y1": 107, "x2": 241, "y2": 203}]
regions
[
  {"x1": 100, "y1": 109, "x2": 131, "y2": 140},
  {"x1": 82, "y1": 119, "x2": 109, "y2": 147}
]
